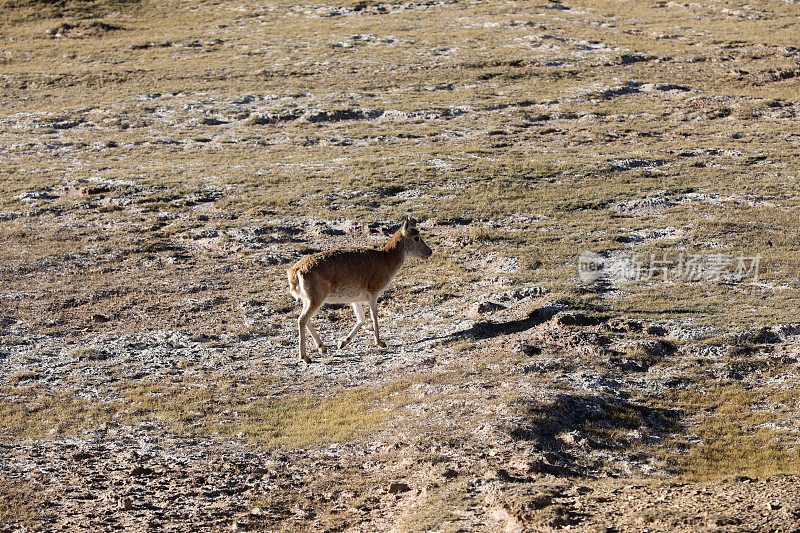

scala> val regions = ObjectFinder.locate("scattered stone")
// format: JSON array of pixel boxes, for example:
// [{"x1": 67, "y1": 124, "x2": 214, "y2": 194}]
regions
[
  {"x1": 303, "y1": 108, "x2": 383, "y2": 123},
  {"x1": 610, "y1": 196, "x2": 676, "y2": 216},
  {"x1": 441, "y1": 467, "x2": 458, "y2": 479},
  {"x1": 80, "y1": 185, "x2": 112, "y2": 195},
  {"x1": 470, "y1": 301, "x2": 506, "y2": 317},
  {"x1": 498, "y1": 286, "x2": 548, "y2": 301},
  {"x1": 517, "y1": 343, "x2": 542, "y2": 357},
  {"x1": 646, "y1": 324, "x2": 668, "y2": 337},
  {"x1": 641, "y1": 83, "x2": 690, "y2": 92},
  {"x1": 387, "y1": 482, "x2": 411, "y2": 494},
  {"x1": 608, "y1": 158, "x2": 667, "y2": 171},
  {"x1": 129, "y1": 465, "x2": 154, "y2": 477},
  {"x1": 92, "y1": 313, "x2": 111, "y2": 323},
  {"x1": 46, "y1": 21, "x2": 124, "y2": 38},
  {"x1": 557, "y1": 313, "x2": 599, "y2": 327}
]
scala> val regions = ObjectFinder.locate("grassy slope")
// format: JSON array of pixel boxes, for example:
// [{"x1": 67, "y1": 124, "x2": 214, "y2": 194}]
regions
[{"x1": 1, "y1": 0, "x2": 800, "y2": 527}]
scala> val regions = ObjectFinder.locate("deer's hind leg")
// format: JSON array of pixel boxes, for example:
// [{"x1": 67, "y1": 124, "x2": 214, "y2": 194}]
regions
[
  {"x1": 306, "y1": 321, "x2": 327, "y2": 355},
  {"x1": 297, "y1": 276, "x2": 327, "y2": 363}
]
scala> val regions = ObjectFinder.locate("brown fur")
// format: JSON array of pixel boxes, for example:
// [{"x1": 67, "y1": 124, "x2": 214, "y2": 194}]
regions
[
  {"x1": 287, "y1": 219, "x2": 432, "y2": 363},
  {"x1": 288, "y1": 230, "x2": 405, "y2": 298}
]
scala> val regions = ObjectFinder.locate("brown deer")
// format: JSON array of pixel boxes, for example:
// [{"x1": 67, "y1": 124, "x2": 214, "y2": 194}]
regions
[{"x1": 287, "y1": 217, "x2": 432, "y2": 363}]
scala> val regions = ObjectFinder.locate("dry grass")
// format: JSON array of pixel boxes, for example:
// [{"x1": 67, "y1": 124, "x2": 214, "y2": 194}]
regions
[
  {"x1": 663, "y1": 386, "x2": 800, "y2": 480},
  {"x1": 398, "y1": 480, "x2": 479, "y2": 533},
  {"x1": 0, "y1": 375, "x2": 414, "y2": 448},
  {"x1": 0, "y1": 475, "x2": 42, "y2": 530}
]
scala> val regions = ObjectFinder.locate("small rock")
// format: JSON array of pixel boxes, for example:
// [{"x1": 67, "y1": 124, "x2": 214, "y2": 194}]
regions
[
  {"x1": 387, "y1": 481, "x2": 411, "y2": 494},
  {"x1": 119, "y1": 497, "x2": 133, "y2": 510},
  {"x1": 557, "y1": 313, "x2": 598, "y2": 327},
  {"x1": 529, "y1": 304, "x2": 563, "y2": 322},
  {"x1": 507, "y1": 286, "x2": 547, "y2": 300},
  {"x1": 123, "y1": 450, "x2": 139, "y2": 462},
  {"x1": 558, "y1": 430, "x2": 593, "y2": 449},
  {"x1": 80, "y1": 185, "x2": 111, "y2": 195},
  {"x1": 517, "y1": 343, "x2": 541, "y2": 357},
  {"x1": 509, "y1": 457, "x2": 547, "y2": 474},
  {"x1": 442, "y1": 467, "x2": 458, "y2": 479},
  {"x1": 470, "y1": 301, "x2": 506, "y2": 317},
  {"x1": 128, "y1": 465, "x2": 154, "y2": 477}
]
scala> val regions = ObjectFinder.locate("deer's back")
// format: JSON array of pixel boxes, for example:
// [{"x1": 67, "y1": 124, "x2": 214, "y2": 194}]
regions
[{"x1": 290, "y1": 248, "x2": 392, "y2": 301}]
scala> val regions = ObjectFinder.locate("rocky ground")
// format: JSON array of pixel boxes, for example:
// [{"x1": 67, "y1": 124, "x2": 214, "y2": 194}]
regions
[
  {"x1": 2, "y1": 0, "x2": 800, "y2": 531},
  {"x1": 4, "y1": 281, "x2": 800, "y2": 531}
]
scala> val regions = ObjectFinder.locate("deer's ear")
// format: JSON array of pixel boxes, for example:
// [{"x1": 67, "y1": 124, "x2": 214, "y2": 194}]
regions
[{"x1": 402, "y1": 216, "x2": 412, "y2": 232}]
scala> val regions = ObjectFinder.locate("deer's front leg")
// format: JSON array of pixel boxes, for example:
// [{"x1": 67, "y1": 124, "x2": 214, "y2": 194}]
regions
[{"x1": 367, "y1": 297, "x2": 386, "y2": 348}]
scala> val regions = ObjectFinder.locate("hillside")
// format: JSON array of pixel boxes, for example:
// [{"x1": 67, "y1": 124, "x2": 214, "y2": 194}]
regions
[{"x1": 2, "y1": 0, "x2": 800, "y2": 530}]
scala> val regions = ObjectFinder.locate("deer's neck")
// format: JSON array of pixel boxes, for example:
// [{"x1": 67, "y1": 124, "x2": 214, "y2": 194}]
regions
[{"x1": 381, "y1": 230, "x2": 406, "y2": 275}]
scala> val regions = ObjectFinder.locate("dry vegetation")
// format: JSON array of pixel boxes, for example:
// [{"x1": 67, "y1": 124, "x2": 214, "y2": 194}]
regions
[{"x1": 1, "y1": 0, "x2": 800, "y2": 530}]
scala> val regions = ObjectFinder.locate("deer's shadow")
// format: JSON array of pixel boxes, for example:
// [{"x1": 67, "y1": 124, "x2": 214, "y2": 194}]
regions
[{"x1": 415, "y1": 304, "x2": 563, "y2": 345}]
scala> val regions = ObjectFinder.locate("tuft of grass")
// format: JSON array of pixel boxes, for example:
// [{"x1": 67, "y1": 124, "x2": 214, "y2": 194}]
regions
[
  {"x1": 398, "y1": 481, "x2": 478, "y2": 533},
  {"x1": 0, "y1": 475, "x2": 41, "y2": 529},
  {"x1": 0, "y1": 376, "x2": 413, "y2": 449},
  {"x1": 624, "y1": 342, "x2": 668, "y2": 368},
  {"x1": 68, "y1": 346, "x2": 106, "y2": 360},
  {"x1": 0, "y1": 0, "x2": 141, "y2": 24},
  {"x1": 0, "y1": 387, "x2": 113, "y2": 437},
  {"x1": 8, "y1": 370, "x2": 41, "y2": 385},
  {"x1": 209, "y1": 387, "x2": 398, "y2": 448},
  {"x1": 663, "y1": 386, "x2": 800, "y2": 481}
]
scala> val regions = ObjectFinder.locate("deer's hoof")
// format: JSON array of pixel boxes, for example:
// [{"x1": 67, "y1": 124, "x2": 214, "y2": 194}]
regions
[
  {"x1": 301, "y1": 353, "x2": 312, "y2": 363},
  {"x1": 337, "y1": 339, "x2": 347, "y2": 349},
  {"x1": 317, "y1": 345, "x2": 327, "y2": 355},
  {"x1": 376, "y1": 340, "x2": 387, "y2": 348}
]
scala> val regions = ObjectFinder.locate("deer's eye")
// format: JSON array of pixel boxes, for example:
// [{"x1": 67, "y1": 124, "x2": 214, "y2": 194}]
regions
[{"x1": 413, "y1": 236, "x2": 420, "y2": 241}]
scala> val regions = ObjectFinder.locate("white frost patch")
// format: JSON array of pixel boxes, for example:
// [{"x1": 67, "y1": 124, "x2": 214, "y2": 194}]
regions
[{"x1": 426, "y1": 159, "x2": 453, "y2": 170}]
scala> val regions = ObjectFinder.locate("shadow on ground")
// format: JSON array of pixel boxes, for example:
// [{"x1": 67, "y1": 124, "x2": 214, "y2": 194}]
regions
[
  {"x1": 414, "y1": 305, "x2": 564, "y2": 345},
  {"x1": 505, "y1": 392, "x2": 680, "y2": 477}
]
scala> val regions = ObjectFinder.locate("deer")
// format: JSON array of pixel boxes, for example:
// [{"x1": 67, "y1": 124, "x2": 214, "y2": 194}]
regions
[{"x1": 287, "y1": 217, "x2": 433, "y2": 363}]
